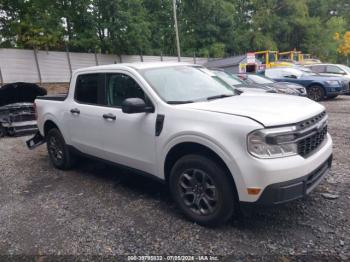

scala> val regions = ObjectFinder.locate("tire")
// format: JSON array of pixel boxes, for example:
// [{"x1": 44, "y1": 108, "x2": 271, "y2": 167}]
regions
[
  {"x1": 0, "y1": 124, "x2": 6, "y2": 138},
  {"x1": 7, "y1": 127, "x2": 15, "y2": 137},
  {"x1": 46, "y1": 128, "x2": 75, "y2": 170},
  {"x1": 169, "y1": 154, "x2": 236, "y2": 226},
  {"x1": 307, "y1": 85, "x2": 325, "y2": 101}
]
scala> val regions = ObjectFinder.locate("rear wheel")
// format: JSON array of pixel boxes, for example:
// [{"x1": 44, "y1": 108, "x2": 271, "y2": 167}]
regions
[
  {"x1": 169, "y1": 154, "x2": 236, "y2": 226},
  {"x1": 0, "y1": 124, "x2": 6, "y2": 138},
  {"x1": 7, "y1": 127, "x2": 15, "y2": 136},
  {"x1": 46, "y1": 128, "x2": 75, "y2": 170},
  {"x1": 307, "y1": 85, "x2": 325, "y2": 101}
]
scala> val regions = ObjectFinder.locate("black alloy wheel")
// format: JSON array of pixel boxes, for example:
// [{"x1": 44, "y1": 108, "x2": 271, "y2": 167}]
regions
[
  {"x1": 48, "y1": 135, "x2": 64, "y2": 166},
  {"x1": 46, "y1": 128, "x2": 75, "y2": 170},
  {"x1": 307, "y1": 85, "x2": 325, "y2": 101},
  {"x1": 169, "y1": 154, "x2": 236, "y2": 226},
  {"x1": 178, "y1": 168, "x2": 218, "y2": 216}
]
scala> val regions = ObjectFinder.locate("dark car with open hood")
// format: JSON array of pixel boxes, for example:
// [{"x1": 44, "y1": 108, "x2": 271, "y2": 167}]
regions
[{"x1": 0, "y1": 82, "x2": 47, "y2": 137}]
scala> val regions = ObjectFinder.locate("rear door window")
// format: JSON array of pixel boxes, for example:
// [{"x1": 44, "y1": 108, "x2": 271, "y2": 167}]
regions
[
  {"x1": 310, "y1": 65, "x2": 326, "y2": 73},
  {"x1": 75, "y1": 74, "x2": 105, "y2": 105}
]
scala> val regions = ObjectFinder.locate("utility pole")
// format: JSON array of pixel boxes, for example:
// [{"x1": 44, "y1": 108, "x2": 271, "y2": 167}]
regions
[{"x1": 173, "y1": 0, "x2": 181, "y2": 62}]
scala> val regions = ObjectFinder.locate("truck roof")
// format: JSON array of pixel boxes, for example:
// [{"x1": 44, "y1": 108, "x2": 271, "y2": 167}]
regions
[{"x1": 74, "y1": 62, "x2": 193, "y2": 74}]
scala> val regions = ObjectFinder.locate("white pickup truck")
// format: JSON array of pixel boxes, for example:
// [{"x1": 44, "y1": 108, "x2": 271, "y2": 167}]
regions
[{"x1": 27, "y1": 62, "x2": 333, "y2": 226}]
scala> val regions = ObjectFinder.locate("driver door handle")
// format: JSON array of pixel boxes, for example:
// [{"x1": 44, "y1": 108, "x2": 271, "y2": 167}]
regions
[
  {"x1": 70, "y1": 108, "x2": 80, "y2": 114},
  {"x1": 103, "y1": 113, "x2": 116, "y2": 120}
]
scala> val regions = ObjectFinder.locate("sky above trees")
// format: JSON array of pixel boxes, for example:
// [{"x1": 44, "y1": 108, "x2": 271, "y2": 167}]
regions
[{"x1": 0, "y1": 0, "x2": 349, "y2": 62}]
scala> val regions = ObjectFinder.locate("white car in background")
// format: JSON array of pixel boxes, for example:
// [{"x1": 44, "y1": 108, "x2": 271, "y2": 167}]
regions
[{"x1": 305, "y1": 64, "x2": 350, "y2": 92}]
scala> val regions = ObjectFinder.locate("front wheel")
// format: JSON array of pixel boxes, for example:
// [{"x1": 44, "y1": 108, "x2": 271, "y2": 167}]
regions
[
  {"x1": 46, "y1": 128, "x2": 75, "y2": 170},
  {"x1": 169, "y1": 154, "x2": 236, "y2": 226},
  {"x1": 307, "y1": 85, "x2": 325, "y2": 101}
]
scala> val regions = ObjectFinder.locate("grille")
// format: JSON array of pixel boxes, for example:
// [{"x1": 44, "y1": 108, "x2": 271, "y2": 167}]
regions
[
  {"x1": 295, "y1": 111, "x2": 328, "y2": 157},
  {"x1": 296, "y1": 111, "x2": 326, "y2": 130},
  {"x1": 297, "y1": 125, "x2": 327, "y2": 157}
]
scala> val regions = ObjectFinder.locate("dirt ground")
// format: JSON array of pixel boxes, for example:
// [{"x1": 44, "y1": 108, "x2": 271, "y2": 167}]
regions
[{"x1": 0, "y1": 96, "x2": 349, "y2": 261}]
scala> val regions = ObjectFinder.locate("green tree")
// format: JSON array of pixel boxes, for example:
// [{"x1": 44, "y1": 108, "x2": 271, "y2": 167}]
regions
[
  {"x1": 1, "y1": 0, "x2": 64, "y2": 49},
  {"x1": 91, "y1": 0, "x2": 151, "y2": 54}
]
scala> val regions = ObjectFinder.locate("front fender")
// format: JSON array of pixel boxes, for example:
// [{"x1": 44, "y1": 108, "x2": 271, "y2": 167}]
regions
[{"x1": 158, "y1": 132, "x2": 243, "y2": 190}]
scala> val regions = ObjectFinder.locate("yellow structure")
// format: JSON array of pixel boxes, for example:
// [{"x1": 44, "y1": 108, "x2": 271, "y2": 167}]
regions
[
  {"x1": 239, "y1": 50, "x2": 294, "y2": 73},
  {"x1": 278, "y1": 50, "x2": 303, "y2": 62}
]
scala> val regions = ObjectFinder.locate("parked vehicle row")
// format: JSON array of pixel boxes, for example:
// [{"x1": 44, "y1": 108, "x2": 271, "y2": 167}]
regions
[
  {"x1": 264, "y1": 67, "x2": 350, "y2": 101},
  {"x1": 212, "y1": 65, "x2": 350, "y2": 101},
  {"x1": 237, "y1": 73, "x2": 307, "y2": 96},
  {"x1": 27, "y1": 62, "x2": 333, "y2": 226}
]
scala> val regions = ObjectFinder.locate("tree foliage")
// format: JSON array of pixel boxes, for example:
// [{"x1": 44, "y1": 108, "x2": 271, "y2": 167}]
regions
[{"x1": 0, "y1": 0, "x2": 349, "y2": 61}]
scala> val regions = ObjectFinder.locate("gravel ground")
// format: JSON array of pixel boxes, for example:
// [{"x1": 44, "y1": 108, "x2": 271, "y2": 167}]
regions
[{"x1": 0, "y1": 96, "x2": 349, "y2": 261}]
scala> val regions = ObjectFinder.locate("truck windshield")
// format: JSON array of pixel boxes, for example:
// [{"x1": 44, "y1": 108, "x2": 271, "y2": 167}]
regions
[{"x1": 141, "y1": 66, "x2": 235, "y2": 103}]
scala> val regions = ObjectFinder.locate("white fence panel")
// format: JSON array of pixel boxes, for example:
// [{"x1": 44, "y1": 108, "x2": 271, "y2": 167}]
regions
[
  {"x1": 121, "y1": 55, "x2": 141, "y2": 63},
  {"x1": 37, "y1": 50, "x2": 71, "y2": 82},
  {"x1": 0, "y1": 48, "x2": 208, "y2": 83},
  {"x1": 70, "y1": 52, "x2": 96, "y2": 71},
  {"x1": 181, "y1": 57, "x2": 196, "y2": 63},
  {"x1": 0, "y1": 48, "x2": 39, "y2": 83},
  {"x1": 162, "y1": 56, "x2": 179, "y2": 62},
  {"x1": 194, "y1": 58, "x2": 208, "y2": 65},
  {"x1": 143, "y1": 56, "x2": 161, "y2": 62},
  {"x1": 97, "y1": 54, "x2": 120, "y2": 65}
]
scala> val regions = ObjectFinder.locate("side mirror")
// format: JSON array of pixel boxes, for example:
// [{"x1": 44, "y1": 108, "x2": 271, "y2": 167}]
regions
[{"x1": 121, "y1": 98, "x2": 154, "y2": 114}]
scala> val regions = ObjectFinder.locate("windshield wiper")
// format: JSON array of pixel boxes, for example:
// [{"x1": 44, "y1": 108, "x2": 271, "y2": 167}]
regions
[
  {"x1": 167, "y1": 100, "x2": 194, "y2": 104},
  {"x1": 206, "y1": 94, "x2": 234, "y2": 100}
]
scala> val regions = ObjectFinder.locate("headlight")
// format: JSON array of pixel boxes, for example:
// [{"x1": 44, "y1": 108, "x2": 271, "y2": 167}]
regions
[
  {"x1": 298, "y1": 87, "x2": 307, "y2": 93},
  {"x1": 325, "y1": 80, "x2": 340, "y2": 86},
  {"x1": 247, "y1": 126, "x2": 298, "y2": 158},
  {"x1": 275, "y1": 87, "x2": 298, "y2": 95}
]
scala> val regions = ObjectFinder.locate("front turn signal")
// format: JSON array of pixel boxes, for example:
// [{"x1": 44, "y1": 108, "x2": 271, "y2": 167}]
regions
[{"x1": 247, "y1": 188, "x2": 261, "y2": 195}]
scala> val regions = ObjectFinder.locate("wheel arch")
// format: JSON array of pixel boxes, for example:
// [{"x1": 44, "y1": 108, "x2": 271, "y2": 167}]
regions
[
  {"x1": 163, "y1": 141, "x2": 239, "y2": 198},
  {"x1": 307, "y1": 82, "x2": 326, "y2": 90},
  {"x1": 43, "y1": 120, "x2": 60, "y2": 137}
]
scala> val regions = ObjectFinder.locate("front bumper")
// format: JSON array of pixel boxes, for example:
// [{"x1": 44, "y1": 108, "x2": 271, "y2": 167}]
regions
[
  {"x1": 247, "y1": 155, "x2": 332, "y2": 206},
  {"x1": 326, "y1": 85, "x2": 349, "y2": 95},
  {"x1": 234, "y1": 133, "x2": 332, "y2": 203}
]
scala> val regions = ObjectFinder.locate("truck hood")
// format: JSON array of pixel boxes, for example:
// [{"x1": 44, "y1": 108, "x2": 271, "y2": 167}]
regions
[{"x1": 179, "y1": 93, "x2": 324, "y2": 127}]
